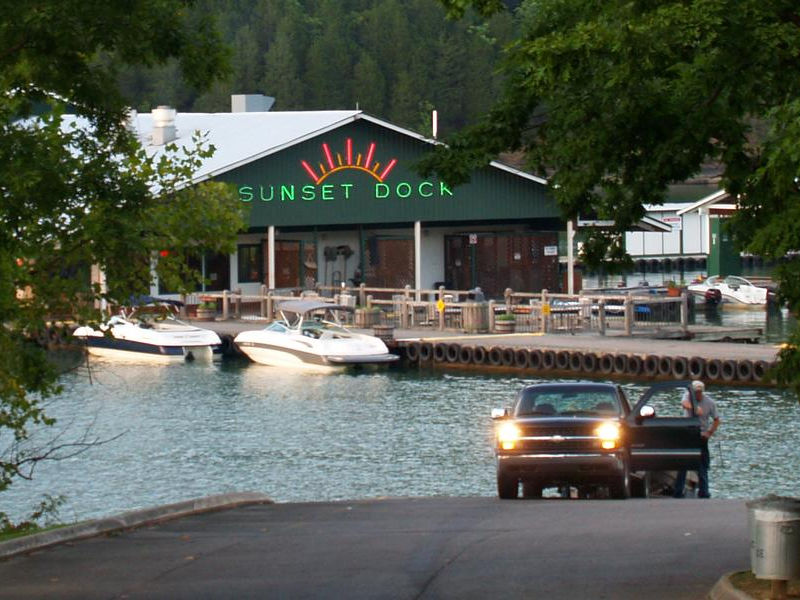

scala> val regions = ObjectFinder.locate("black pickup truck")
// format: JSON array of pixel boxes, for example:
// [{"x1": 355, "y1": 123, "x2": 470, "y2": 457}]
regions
[{"x1": 492, "y1": 381, "x2": 703, "y2": 499}]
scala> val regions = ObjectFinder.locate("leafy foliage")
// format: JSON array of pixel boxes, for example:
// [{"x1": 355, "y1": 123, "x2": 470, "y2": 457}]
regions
[
  {"x1": 1, "y1": 1, "x2": 243, "y2": 498},
  {"x1": 421, "y1": 0, "x2": 800, "y2": 392}
]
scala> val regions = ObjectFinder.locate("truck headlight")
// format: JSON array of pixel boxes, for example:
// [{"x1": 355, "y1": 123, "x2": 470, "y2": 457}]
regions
[
  {"x1": 595, "y1": 421, "x2": 620, "y2": 450},
  {"x1": 497, "y1": 422, "x2": 521, "y2": 450}
]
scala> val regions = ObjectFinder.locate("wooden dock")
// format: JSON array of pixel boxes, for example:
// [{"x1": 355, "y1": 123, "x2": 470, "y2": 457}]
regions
[{"x1": 198, "y1": 319, "x2": 780, "y2": 387}]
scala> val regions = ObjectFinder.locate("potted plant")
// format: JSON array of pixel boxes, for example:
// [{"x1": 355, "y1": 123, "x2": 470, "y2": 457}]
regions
[
  {"x1": 195, "y1": 301, "x2": 217, "y2": 321},
  {"x1": 494, "y1": 312, "x2": 516, "y2": 333},
  {"x1": 665, "y1": 280, "x2": 681, "y2": 297},
  {"x1": 355, "y1": 306, "x2": 381, "y2": 328}
]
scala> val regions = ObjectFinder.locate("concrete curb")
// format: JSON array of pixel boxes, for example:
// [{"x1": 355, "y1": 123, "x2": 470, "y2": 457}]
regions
[
  {"x1": 0, "y1": 491, "x2": 273, "y2": 560},
  {"x1": 709, "y1": 572, "x2": 755, "y2": 600}
]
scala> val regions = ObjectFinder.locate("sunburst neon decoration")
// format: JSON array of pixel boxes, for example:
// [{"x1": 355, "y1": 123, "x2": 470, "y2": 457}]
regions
[{"x1": 300, "y1": 138, "x2": 397, "y2": 184}]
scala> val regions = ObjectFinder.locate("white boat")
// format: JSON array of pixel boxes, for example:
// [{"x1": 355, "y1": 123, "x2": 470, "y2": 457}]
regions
[
  {"x1": 73, "y1": 304, "x2": 222, "y2": 362},
  {"x1": 234, "y1": 300, "x2": 399, "y2": 372},
  {"x1": 687, "y1": 275, "x2": 769, "y2": 305}
]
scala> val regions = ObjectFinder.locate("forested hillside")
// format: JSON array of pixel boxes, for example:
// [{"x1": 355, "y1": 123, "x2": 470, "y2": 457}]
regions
[{"x1": 116, "y1": 0, "x2": 516, "y2": 136}]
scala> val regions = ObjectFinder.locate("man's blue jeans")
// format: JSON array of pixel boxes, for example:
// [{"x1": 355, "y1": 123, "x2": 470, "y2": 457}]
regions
[{"x1": 673, "y1": 439, "x2": 710, "y2": 498}]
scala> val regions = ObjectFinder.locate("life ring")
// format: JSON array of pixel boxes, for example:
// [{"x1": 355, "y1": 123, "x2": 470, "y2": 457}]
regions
[
  {"x1": 705, "y1": 359, "x2": 722, "y2": 380},
  {"x1": 542, "y1": 350, "x2": 556, "y2": 370},
  {"x1": 473, "y1": 346, "x2": 487, "y2": 365},
  {"x1": 446, "y1": 343, "x2": 460, "y2": 363},
  {"x1": 458, "y1": 346, "x2": 474, "y2": 364},
  {"x1": 501, "y1": 348, "x2": 515, "y2": 367},
  {"x1": 688, "y1": 356, "x2": 705, "y2": 379},
  {"x1": 419, "y1": 342, "x2": 433, "y2": 362},
  {"x1": 488, "y1": 346, "x2": 504, "y2": 366},
  {"x1": 752, "y1": 360, "x2": 769, "y2": 383},
  {"x1": 529, "y1": 349, "x2": 543, "y2": 370},
  {"x1": 721, "y1": 359, "x2": 737, "y2": 382},
  {"x1": 671, "y1": 356, "x2": 689, "y2": 379},
  {"x1": 556, "y1": 351, "x2": 570, "y2": 371},
  {"x1": 569, "y1": 351, "x2": 583, "y2": 372},
  {"x1": 581, "y1": 352, "x2": 598, "y2": 373},
  {"x1": 514, "y1": 348, "x2": 530, "y2": 369},
  {"x1": 406, "y1": 342, "x2": 421, "y2": 362},
  {"x1": 643, "y1": 355, "x2": 659, "y2": 377},
  {"x1": 657, "y1": 356, "x2": 673, "y2": 377},
  {"x1": 598, "y1": 354, "x2": 614, "y2": 375},
  {"x1": 627, "y1": 355, "x2": 642, "y2": 376},
  {"x1": 433, "y1": 343, "x2": 448, "y2": 362},
  {"x1": 612, "y1": 354, "x2": 628, "y2": 375},
  {"x1": 735, "y1": 359, "x2": 753, "y2": 382}
]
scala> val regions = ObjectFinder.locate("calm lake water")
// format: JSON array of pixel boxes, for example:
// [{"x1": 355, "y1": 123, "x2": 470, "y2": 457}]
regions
[{"x1": 2, "y1": 355, "x2": 798, "y2": 524}]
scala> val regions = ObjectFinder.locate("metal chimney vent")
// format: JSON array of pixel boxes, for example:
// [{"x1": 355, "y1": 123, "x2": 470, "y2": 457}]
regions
[
  {"x1": 151, "y1": 105, "x2": 177, "y2": 145},
  {"x1": 231, "y1": 94, "x2": 275, "y2": 113}
]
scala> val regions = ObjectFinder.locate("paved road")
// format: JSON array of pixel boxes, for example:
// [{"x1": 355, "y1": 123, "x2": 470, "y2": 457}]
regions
[{"x1": 0, "y1": 496, "x2": 748, "y2": 599}]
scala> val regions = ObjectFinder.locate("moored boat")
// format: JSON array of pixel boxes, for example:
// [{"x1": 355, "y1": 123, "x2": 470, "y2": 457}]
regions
[
  {"x1": 234, "y1": 300, "x2": 399, "y2": 372},
  {"x1": 73, "y1": 303, "x2": 222, "y2": 362}
]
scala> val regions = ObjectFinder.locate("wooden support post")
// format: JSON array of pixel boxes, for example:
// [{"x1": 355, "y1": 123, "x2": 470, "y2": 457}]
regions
[
  {"x1": 540, "y1": 289, "x2": 549, "y2": 334},
  {"x1": 260, "y1": 285, "x2": 267, "y2": 319},
  {"x1": 504, "y1": 288, "x2": 513, "y2": 315},
  {"x1": 222, "y1": 290, "x2": 229, "y2": 321},
  {"x1": 599, "y1": 299, "x2": 606, "y2": 336},
  {"x1": 680, "y1": 292, "x2": 689, "y2": 333},
  {"x1": 266, "y1": 292, "x2": 273, "y2": 321},
  {"x1": 488, "y1": 300, "x2": 496, "y2": 332},
  {"x1": 234, "y1": 288, "x2": 241, "y2": 319},
  {"x1": 359, "y1": 283, "x2": 366, "y2": 308},
  {"x1": 624, "y1": 293, "x2": 633, "y2": 336}
]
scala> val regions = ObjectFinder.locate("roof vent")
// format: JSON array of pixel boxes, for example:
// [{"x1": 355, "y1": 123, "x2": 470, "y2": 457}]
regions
[
  {"x1": 151, "y1": 105, "x2": 176, "y2": 145},
  {"x1": 231, "y1": 94, "x2": 275, "y2": 113}
]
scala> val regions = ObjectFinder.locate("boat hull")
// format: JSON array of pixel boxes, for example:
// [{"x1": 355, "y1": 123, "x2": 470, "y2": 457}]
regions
[
  {"x1": 79, "y1": 336, "x2": 217, "y2": 363},
  {"x1": 236, "y1": 341, "x2": 397, "y2": 372}
]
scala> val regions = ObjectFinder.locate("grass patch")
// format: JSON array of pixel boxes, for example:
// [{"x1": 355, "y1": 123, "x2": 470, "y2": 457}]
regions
[
  {"x1": 0, "y1": 523, "x2": 67, "y2": 544},
  {"x1": 729, "y1": 571, "x2": 800, "y2": 599}
]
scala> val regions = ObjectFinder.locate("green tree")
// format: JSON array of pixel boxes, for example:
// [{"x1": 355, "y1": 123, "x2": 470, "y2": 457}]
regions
[
  {"x1": 422, "y1": 0, "x2": 800, "y2": 395},
  {"x1": 0, "y1": 0, "x2": 243, "y2": 499}
]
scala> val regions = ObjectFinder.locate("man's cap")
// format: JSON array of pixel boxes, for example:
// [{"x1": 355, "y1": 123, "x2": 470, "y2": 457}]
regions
[{"x1": 692, "y1": 380, "x2": 705, "y2": 391}]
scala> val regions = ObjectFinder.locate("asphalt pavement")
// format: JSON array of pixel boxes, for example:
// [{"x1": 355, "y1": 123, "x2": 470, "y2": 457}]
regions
[{"x1": 0, "y1": 495, "x2": 751, "y2": 600}]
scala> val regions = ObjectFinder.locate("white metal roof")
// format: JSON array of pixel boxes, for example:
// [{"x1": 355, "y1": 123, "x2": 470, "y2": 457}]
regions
[{"x1": 676, "y1": 189, "x2": 732, "y2": 215}]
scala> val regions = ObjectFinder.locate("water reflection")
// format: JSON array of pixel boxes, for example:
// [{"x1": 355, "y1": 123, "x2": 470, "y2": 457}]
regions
[{"x1": 2, "y1": 360, "x2": 798, "y2": 523}]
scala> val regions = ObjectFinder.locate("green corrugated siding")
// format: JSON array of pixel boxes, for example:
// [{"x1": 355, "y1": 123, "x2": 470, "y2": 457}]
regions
[{"x1": 215, "y1": 119, "x2": 558, "y2": 228}]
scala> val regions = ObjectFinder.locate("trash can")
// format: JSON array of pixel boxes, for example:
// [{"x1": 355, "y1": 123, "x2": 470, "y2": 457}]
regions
[
  {"x1": 462, "y1": 302, "x2": 489, "y2": 333},
  {"x1": 747, "y1": 495, "x2": 800, "y2": 580}
]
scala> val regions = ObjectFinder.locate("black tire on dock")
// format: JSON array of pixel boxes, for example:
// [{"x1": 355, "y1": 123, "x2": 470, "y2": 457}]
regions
[
  {"x1": 569, "y1": 351, "x2": 583, "y2": 372},
  {"x1": 458, "y1": 345, "x2": 474, "y2": 364},
  {"x1": 752, "y1": 360, "x2": 769, "y2": 383},
  {"x1": 419, "y1": 342, "x2": 433, "y2": 362},
  {"x1": 501, "y1": 347, "x2": 516, "y2": 367},
  {"x1": 556, "y1": 351, "x2": 570, "y2": 371},
  {"x1": 721, "y1": 359, "x2": 737, "y2": 382},
  {"x1": 657, "y1": 356, "x2": 674, "y2": 377},
  {"x1": 433, "y1": 343, "x2": 448, "y2": 362},
  {"x1": 529, "y1": 349, "x2": 543, "y2": 370},
  {"x1": 705, "y1": 358, "x2": 722, "y2": 381},
  {"x1": 581, "y1": 352, "x2": 598, "y2": 373},
  {"x1": 446, "y1": 343, "x2": 460, "y2": 363},
  {"x1": 406, "y1": 342, "x2": 420, "y2": 362},
  {"x1": 488, "y1": 346, "x2": 504, "y2": 366},
  {"x1": 514, "y1": 348, "x2": 530, "y2": 369},
  {"x1": 599, "y1": 353, "x2": 614, "y2": 375},
  {"x1": 542, "y1": 350, "x2": 556, "y2": 370},
  {"x1": 643, "y1": 355, "x2": 659, "y2": 377},
  {"x1": 688, "y1": 356, "x2": 705, "y2": 379},
  {"x1": 736, "y1": 359, "x2": 753, "y2": 382},
  {"x1": 612, "y1": 354, "x2": 628, "y2": 375},
  {"x1": 473, "y1": 346, "x2": 487, "y2": 365},
  {"x1": 627, "y1": 355, "x2": 642, "y2": 376},
  {"x1": 671, "y1": 356, "x2": 689, "y2": 379}
]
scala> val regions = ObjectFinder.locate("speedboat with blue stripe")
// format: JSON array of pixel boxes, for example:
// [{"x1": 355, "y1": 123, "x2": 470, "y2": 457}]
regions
[{"x1": 73, "y1": 306, "x2": 222, "y2": 363}]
